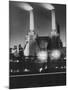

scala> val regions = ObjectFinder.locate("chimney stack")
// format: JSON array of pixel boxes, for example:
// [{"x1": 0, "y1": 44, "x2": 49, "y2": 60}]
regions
[
  {"x1": 51, "y1": 9, "x2": 57, "y2": 36},
  {"x1": 51, "y1": 9, "x2": 56, "y2": 30},
  {"x1": 30, "y1": 10, "x2": 34, "y2": 31}
]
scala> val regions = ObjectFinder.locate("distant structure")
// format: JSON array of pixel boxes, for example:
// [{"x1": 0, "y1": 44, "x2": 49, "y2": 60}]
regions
[{"x1": 24, "y1": 7, "x2": 63, "y2": 57}]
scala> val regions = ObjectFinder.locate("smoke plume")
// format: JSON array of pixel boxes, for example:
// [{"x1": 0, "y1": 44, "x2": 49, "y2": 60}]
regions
[
  {"x1": 16, "y1": 2, "x2": 33, "y2": 11},
  {"x1": 40, "y1": 3, "x2": 55, "y2": 10}
]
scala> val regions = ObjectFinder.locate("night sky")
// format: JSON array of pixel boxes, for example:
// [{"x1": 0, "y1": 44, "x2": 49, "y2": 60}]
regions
[{"x1": 9, "y1": 1, "x2": 66, "y2": 48}]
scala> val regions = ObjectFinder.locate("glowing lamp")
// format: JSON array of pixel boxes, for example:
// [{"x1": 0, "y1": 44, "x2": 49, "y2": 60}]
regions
[
  {"x1": 50, "y1": 50, "x2": 61, "y2": 60},
  {"x1": 37, "y1": 51, "x2": 48, "y2": 62}
]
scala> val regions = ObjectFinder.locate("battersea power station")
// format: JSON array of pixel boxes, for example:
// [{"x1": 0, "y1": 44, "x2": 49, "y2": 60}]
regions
[{"x1": 10, "y1": 3, "x2": 66, "y2": 74}]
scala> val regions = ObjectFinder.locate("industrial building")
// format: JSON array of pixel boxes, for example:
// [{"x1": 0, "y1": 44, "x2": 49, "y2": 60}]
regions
[{"x1": 10, "y1": 3, "x2": 66, "y2": 74}]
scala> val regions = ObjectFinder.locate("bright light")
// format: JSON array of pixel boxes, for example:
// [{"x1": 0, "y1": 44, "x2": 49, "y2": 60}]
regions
[
  {"x1": 10, "y1": 69, "x2": 13, "y2": 72},
  {"x1": 16, "y1": 60, "x2": 19, "y2": 63},
  {"x1": 24, "y1": 68, "x2": 30, "y2": 72},
  {"x1": 50, "y1": 50, "x2": 61, "y2": 60},
  {"x1": 39, "y1": 68, "x2": 43, "y2": 72},
  {"x1": 56, "y1": 66, "x2": 58, "y2": 69},
  {"x1": 37, "y1": 51, "x2": 48, "y2": 62}
]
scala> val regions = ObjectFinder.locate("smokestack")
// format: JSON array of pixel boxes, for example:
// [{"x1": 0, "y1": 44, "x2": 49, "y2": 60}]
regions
[
  {"x1": 30, "y1": 10, "x2": 34, "y2": 31},
  {"x1": 51, "y1": 9, "x2": 56, "y2": 30},
  {"x1": 51, "y1": 9, "x2": 58, "y2": 36}
]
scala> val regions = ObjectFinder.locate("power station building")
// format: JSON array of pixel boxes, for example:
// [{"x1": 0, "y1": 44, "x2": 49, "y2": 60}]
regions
[{"x1": 24, "y1": 8, "x2": 63, "y2": 57}]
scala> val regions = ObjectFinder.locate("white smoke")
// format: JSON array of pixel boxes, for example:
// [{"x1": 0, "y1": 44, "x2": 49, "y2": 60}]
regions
[
  {"x1": 16, "y1": 2, "x2": 33, "y2": 11},
  {"x1": 40, "y1": 3, "x2": 55, "y2": 10}
]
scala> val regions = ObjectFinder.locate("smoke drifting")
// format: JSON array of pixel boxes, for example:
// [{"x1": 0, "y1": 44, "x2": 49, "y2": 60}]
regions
[
  {"x1": 40, "y1": 3, "x2": 55, "y2": 10},
  {"x1": 16, "y1": 2, "x2": 33, "y2": 11}
]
